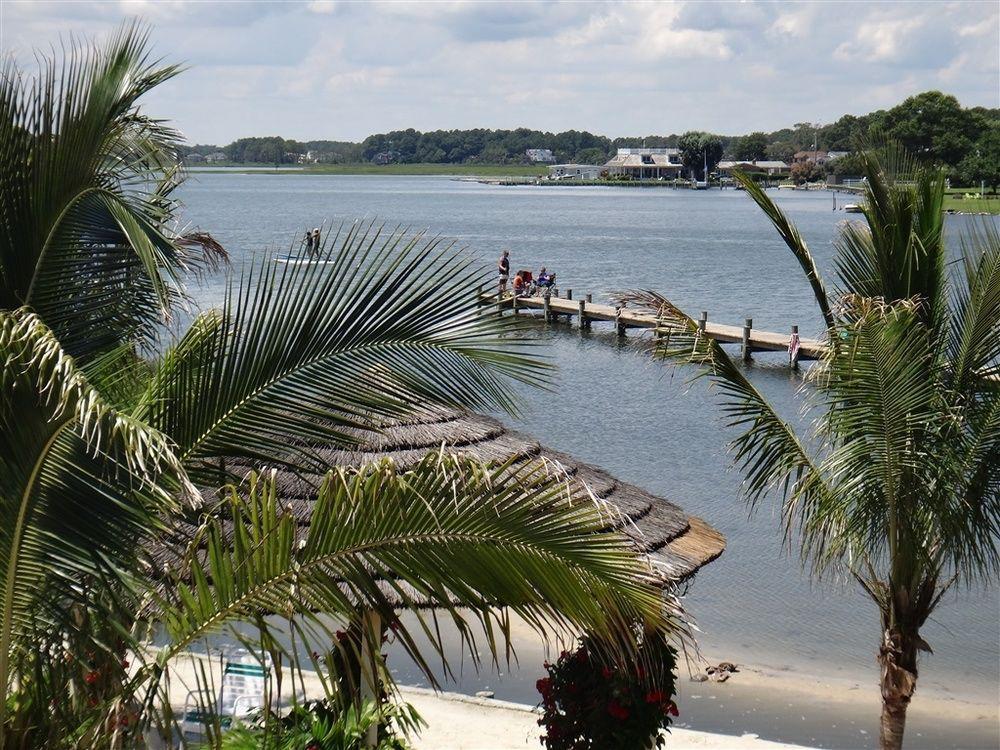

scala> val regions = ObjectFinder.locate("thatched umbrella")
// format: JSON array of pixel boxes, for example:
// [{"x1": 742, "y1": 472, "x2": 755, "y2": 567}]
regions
[{"x1": 258, "y1": 406, "x2": 725, "y2": 583}]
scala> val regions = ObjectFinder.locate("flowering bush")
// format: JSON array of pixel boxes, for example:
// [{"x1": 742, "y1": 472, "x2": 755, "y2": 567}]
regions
[{"x1": 536, "y1": 633, "x2": 678, "y2": 750}]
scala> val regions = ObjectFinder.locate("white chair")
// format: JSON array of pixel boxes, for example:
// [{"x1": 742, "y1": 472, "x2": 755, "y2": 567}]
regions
[{"x1": 179, "y1": 648, "x2": 271, "y2": 746}]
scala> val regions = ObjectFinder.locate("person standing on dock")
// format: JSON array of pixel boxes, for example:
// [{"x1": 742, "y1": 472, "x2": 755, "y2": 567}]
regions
[
  {"x1": 311, "y1": 227, "x2": 321, "y2": 256},
  {"x1": 498, "y1": 249, "x2": 510, "y2": 295}
]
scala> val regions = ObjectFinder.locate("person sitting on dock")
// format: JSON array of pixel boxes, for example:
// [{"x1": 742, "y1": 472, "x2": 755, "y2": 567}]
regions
[
  {"x1": 512, "y1": 271, "x2": 526, "y2": 297},
  {"x1": 498, "y1": 250, "x2": 510, "y2": 295},
  {"x1": 537, "y1": 267, "x2": 555, "y2": 290}
]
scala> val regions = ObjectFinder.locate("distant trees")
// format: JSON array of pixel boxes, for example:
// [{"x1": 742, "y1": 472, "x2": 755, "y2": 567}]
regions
[
  {"x1": 789, "y1": 160, "x2": 824, "y2": 184},
  {"x1": 733, "y1": 131, "x2": 768, "y2": 161},
  {"x1": 180, "y1": 90, "x2": 998, "y2": 176},
  {"x1": 677, "y1": 131, "x2": 723, "y2": 180}
]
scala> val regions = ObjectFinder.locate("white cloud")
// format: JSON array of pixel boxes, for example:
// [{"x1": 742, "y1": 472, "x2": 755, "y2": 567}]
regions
[{"x1": 1, "y1": 0, "x2": 996, "y2": 144}]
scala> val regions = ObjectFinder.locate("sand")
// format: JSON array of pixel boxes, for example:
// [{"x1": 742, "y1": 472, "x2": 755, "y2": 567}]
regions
[{"x1": 400, "y1": 685, "x2": 816, "y2": 750}]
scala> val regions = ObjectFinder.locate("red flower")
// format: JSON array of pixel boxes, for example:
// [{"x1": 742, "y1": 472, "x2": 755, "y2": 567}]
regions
[
  {"x1": 645, "y1": 689, "x2": 665, "y2": 704},
  {"x1": 335, "y1": 630, "x2": 348, "y2": 643},
  {"x1": 120, "y1": 659, "x2": 129, "y2": 670},
  {"x1": 607, "y1": 699, "x2": 629, "y2": 721},
  {"x1": 666, "y1": 701, "x2": 679, "y2": 717},
  {"x1": 84, "y1": 671, "x2": 100, "y2": 685},
  {"x1": 536, "y1": 677, "x2": 552, "y2": 696}
]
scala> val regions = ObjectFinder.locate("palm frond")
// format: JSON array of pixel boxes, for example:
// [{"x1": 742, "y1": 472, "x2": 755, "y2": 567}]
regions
[
  {"x1": 0, "y1": 21, "x2": 224, "y2": 361},
  {"x1": 0, "y1": 309, "x2": 191, "y2": 707},
  {"x1": 149, "y1": 454, "x2": 672, "y2": 705},
  {"x1": 137, "y1": 224, "x2": 550, "y2": 484},
  {"x1": 617, "y1": 291, "x2": 830, "y2": 549},
  {"x1": 732, "y1": 170, "x2": 834, "y2": 329}
]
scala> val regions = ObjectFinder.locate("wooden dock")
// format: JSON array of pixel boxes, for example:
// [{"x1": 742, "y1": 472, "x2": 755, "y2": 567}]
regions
[{"x1": 484, "y1": 290, "x2": 825, "y2": 365}]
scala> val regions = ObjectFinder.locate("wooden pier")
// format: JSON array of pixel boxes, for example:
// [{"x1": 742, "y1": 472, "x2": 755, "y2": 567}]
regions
[{"x1": 483, "y1": 290, "x2": 825, "y2": 365}]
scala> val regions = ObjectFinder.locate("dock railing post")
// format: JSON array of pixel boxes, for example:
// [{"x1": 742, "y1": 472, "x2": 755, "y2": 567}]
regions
[
  {"x1": 586, "y1": 293, "x2": 592, "y2": 304},
  {"x1": 512, "y1": 295, "x2": 519, "y2": 316},
  {"x1": 698, "y1": 311, "x2": 707, "y2": 333},
  {"x1": 578, "y1": 299, "x2": 586, "y2": 330},
  {"x1": 543, "y1": 293, "x2": 551, "y2": 323},
  {"x1": 742, "y1": 317, "x2": 753, "y2": 362},
  {"x1": 790, "y1": 325, "x2": 800, "y2": 370},
  {"x1": 566, "y1": 289, "x2": 572, "y2": 300},
  {"x1": 615, "y1": 306, "x2": 625, "y2": 337}
]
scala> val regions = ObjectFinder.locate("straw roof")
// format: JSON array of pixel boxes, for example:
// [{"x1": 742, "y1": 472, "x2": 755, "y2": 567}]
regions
[{"x1": 259, "y1": 407, "x2": 725, "y2": 582}]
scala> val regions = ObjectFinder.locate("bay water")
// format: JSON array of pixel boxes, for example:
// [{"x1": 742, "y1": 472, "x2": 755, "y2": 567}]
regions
[{"x1": 177, "y1": 174, "x2": 999, "y2": 748}]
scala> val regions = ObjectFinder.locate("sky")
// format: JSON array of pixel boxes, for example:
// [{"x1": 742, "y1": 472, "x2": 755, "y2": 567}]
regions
[{"x1": 2, "y1": 1, "x2": 998, "y2": 145}]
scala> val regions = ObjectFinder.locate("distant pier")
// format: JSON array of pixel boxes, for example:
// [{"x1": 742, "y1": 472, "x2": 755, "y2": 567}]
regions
[{"x1": 483, "y1": 290, "x2": 824, "y2": 367}]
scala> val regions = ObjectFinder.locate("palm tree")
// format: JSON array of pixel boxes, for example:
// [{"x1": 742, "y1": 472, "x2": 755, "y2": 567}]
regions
[
  {"x1": 624, "y1": 149, "x2": 999, "y2": 750},
  {"x1": 1, "y1": 26, "x2": 676, "y2": 746}
]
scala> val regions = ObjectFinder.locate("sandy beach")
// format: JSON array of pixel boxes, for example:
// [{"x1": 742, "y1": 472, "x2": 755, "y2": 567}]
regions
[{"x1": 400, "y1": 685, "x2": 815, "y2": 750}]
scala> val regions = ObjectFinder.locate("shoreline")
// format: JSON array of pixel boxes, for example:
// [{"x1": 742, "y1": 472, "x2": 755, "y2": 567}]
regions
[{"x1": 384, "y1": 612, "x2": 998, "y2": 749}]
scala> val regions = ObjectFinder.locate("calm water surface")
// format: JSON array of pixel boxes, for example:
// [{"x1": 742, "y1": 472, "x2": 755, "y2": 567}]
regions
[{"x1": 177, "y1": 175, "x2": 999, "y2": 749}]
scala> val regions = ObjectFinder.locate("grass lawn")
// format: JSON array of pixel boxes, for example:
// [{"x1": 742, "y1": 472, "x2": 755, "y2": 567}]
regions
[
  {"x1": 943, "y1": 189, "x2": 1000, "y2": 215},
  {"x1": 191, "y1": 163, "x2": 548, "y2": 177}
]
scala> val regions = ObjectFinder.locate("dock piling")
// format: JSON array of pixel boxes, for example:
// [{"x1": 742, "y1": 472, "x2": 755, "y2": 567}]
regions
[
  {"x1": 566, "y1": 289, "x2": 573, "y2": 301},
  {"x1": 790, "y1": 325, "x2": 800, "y2": 370},
  {"x1": 543, "y1": 294, "x2": 551, "y2": 323},
  {"x1": 512, "y1": 295, "x2": 519, "y2": 316},
  {"x1": 615, "y1": 306, "x2": 625, "y2": 337},
  {"x1": 586, "y1": 293, "x2": 593, "y2": 303},
  {"x1": 578, "y1": 299, "x2": 588, "y2": 330},
  {"x1": 742, "y1": 318, "x2": 753, "y2": 362},
  {"x1": 698, "y1": 311, "x2": 708, "y2": 333}
]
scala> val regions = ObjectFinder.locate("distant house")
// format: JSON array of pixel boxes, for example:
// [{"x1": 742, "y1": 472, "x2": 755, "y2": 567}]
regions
[
  {"x1": 826, "y1": 151, "x2": 850, "y2": 161},
  {"x1": 793, "y1": 150, "x2": 829, "y2": 165},
  {"x1": 372, "y1": 151, "x2": 395, "y2": 165},
  {"x1": 717, "y1": 159, "x2": 789, "y2": 177},
  {"x1": 184, "y1": 153, "x2": 205, "y2": 163},
  {"x1": 204, "y1": 152, "x2": 228, "y2": 163},
  {"x1": 548, "y1": 164, "x2": 603, "y2": 180},
  {"x1": 525, "y1": 148, "x2": 555, "y2": 163},
  {"x1": 604, "y1": 148, "x2": 683, "y2": 180}
]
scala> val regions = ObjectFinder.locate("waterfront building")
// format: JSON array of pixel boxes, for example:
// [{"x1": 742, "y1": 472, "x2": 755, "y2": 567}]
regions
[
  {"x1": 204, "y1": 151, "x2": 228, "y2": 163},
  {"x1": 604, "y1": 147, "x2": 684, "y2": 180},
  {"x1": 525, "y1": 148, "x2": 556, "y2": 163},
  {"x1": 792, "y1": 149, "x2": 829, "y2": 165},
  {"x1": 548, "y1": 163, "x2": 604, "y2": 180},
  {"x1": 716, "y1": 159, "x2": 790, "y2": 177}
]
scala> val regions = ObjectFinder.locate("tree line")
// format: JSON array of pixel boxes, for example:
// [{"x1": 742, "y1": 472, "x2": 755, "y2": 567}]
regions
[{"x1": 180, "y1": 90, "x2": 999, "y2": 187}]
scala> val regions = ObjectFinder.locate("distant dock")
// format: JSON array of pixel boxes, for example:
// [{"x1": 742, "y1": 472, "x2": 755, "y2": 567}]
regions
[{"x1": 483, "y1": 290, "x2": 824, "y2": 366}]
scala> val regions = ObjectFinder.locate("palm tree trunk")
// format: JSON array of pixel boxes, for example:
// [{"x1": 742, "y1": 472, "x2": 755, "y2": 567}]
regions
[{"x1": 877, "y1": 626, "x2": 919, "y2": 750}]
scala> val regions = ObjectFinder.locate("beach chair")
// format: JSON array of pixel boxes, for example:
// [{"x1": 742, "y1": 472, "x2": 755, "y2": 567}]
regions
[{"x1": 179, "y1": 649, "x2": 271, "y2": 746}]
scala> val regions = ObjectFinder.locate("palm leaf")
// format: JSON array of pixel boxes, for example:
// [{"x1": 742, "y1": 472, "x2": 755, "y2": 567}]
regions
[
  {"x1": 0, "y1": 22, "x2": 224, "y2": 361},
  {"x1": 732, "y1": 170, "x2": 834, "y2": 329},
  {"x1": 149, "y1": 453, "x2": 672, "y2": 710},
  {"x1": 0, "y1": 309, "x2": 192, "y2": 713},
  {"x1": 137, "y1": 224, "x2": 549, "y2": 484}
]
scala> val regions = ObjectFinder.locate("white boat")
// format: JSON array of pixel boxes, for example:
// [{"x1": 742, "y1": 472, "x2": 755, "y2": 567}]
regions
[{"x1": 843, "y1": 204, "x2": 863, "y2": 213}]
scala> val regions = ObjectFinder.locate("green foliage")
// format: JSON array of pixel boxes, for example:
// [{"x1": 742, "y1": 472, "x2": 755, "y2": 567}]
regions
[
  {"x1": 629, "y1": 146, "x2": 1000, "y2": 749},
  {"x1": 537, "y1": 631, "x2": 678, "y2": 750},
  {"x1": 0, "y1": 21, "x2": 225, "y2": 363},
  {"x1": 677, "y1": 132, "x2": 723, "y2": 180},
  {"x1": 1, "y1": 26, "x2": 682, "y2": 747},
  {"x1": 789, "y1": 160, "x2": 824, "y2": 184},
  {"x1": 220, "y1": 700, "x2": 421, "y2": 750},
  {"x1": 733, "y1": 132, "x2": 768, "y2": 161}
]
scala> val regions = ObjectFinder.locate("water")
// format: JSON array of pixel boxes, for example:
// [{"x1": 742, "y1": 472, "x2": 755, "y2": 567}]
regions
[{"x1": 175, "y1": 175, "x2": 999, "y2": 748}]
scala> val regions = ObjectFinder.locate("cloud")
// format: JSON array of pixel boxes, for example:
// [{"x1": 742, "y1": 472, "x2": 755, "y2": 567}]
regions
[{"x1": 1, "y1": 0, "x2": 996, "y2": 144}]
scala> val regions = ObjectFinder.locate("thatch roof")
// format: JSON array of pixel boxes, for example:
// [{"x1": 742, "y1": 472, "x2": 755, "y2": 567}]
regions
[{"x1": 260, "y1": 407, "x2": 725, "y2": 582}]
